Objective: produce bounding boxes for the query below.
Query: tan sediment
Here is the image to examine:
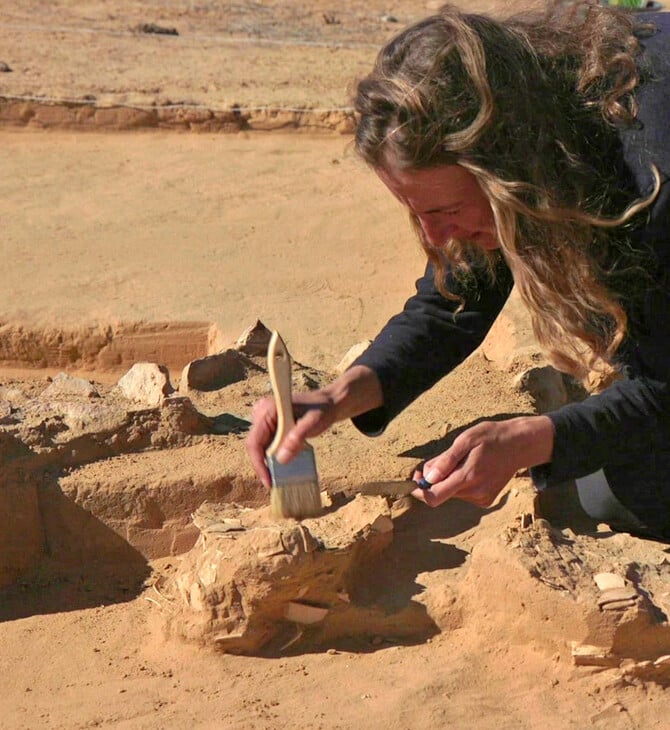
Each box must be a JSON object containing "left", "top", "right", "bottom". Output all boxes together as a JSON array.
[
  {"left": 0, "top": 98, "right": 356, "bottom": 134},
  {"left": 0, "top": 320, "right": 214, "bottom": 374}
]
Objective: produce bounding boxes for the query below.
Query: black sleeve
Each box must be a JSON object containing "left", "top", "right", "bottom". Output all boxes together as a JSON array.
[
  {"left": 531, "top": 376, "right": 670, "bottom": 488},
  {"left": 530, "top": 23, "right": 670, "bottom": 492},
  {"left": 350, "top": 255, "right": 513, "bottom": 434},
  {"left": 533, "top": 182, "right": 670, "bottom": 488}
]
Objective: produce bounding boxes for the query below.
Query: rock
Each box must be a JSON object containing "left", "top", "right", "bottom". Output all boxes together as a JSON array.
[
  {"left": 571, "top": 642, "right": 621, "bottom": 667},
  {"left": 117, "top": 363, "right": 174, "bottom": 407},
  {"left": 0, "top": 400, "right": 13, "bottom": 423},
  {"left": 594, "top": 572, "right": 626, "bottom": 591},
  {"left": 41, "top": 372, "right": 100, "bottom": 400},
  {"left": 620, "top": 654, "right": 670, "bottom": 681},
  {"left": 512, "top": 364, "right": 568, "bottom": 413},
  {"left": 134, "top": 23, "right": 178, "bottom": 36},
  {"left": 159, "top": 495, "right": 419, "bottom": 654},
  {"left": 179, "top": 349, "right": 251, "bottom": 392},
  {"left": 0, "top": 62, "right": 12, "bottom": 73},
  {"left": 462, "top": 518, "right": 670, "bottom": 666},
  {"left": 234, "top": 320, "right": 273, "bottom": 356},
  {"left": 284, "top": 602, "right": 329, "bottom": 624},
  {"left": 597, "top": 586, "right": 640, "bottom": 611},
  {"left": 335, "top": 341, "right": 372, "bottom": 375}
]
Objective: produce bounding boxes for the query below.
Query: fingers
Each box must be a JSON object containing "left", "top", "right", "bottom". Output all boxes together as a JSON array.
[
  {"left": 246, "top": 394, "right": 336, "bottom": 487},
  {"left": 410, "top": 438, "right": 470, "bottom": 505},
  {"left": 421, "top": 435, "right": 471, "bottom": 486},
  {"left": 412, "top": 470, "right": 501, "bottom": 509},
  {"left": 411, "top": 467, "right": 469, "bottom": 507},
  {"left": 410, "top": 431, "right": 504, "bottom": 508},
  {"left": 246, "top": 398, "right": 276, "bottom": 489}
]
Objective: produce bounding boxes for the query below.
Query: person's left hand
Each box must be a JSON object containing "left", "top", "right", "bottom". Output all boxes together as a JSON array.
[{"left": 411, "top": 415, "right": 554, "bottom": 508}]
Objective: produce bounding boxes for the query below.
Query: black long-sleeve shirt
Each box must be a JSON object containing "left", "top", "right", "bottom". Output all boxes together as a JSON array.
[{"left": 351, "top": 13, "right": 670, "bottom": 534}]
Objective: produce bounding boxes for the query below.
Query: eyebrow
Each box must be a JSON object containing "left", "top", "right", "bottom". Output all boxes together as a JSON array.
[{"left": 418, "top": 202, "right": 464, "bottom": 215}]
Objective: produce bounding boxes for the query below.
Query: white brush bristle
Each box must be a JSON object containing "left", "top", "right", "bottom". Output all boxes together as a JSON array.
[
  {"left": 267, "top": 445, "right": 322, "bottom": 520},
  {"left": 270, "top": 482, "right": 322, "bottom": 520}
]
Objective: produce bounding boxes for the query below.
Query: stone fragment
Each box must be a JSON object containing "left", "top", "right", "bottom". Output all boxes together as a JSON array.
[
  {"left": 570, "top": 642, "right": 621, "bottom": 667},
  {"left": 234, "top": 320, "right": 273, "bottom": 356},
  {"left": 370, "top": 515, "right": 394, "bottom": 533},
  {"left": 135, "top": 22, "right": 178, "bottom": 35},
  {"left": 179, "top": 350, "right": 249, "bottom": 392},
  {"left": 0, "top": 400, "right": 13, "bottom": 423},
  {"left": 284, "top": 602, "right": 329, "bottom": 624},
  {"left": 117, "top": 362, "right": 174, "bottom": 407},
  {"left": 159, "top": 496, "right": 406, "bottom": 654},
  {"left": 597, "top": 587, "right": 639, "bottom": 611},
  {"left": 512, "top": 365, "right": 568, "bottom": 413},
  {"left": 335, "top": 341, "right": 372, "bottom": 375},
  {"left": 41, "top": 372, "right": 100, "bottom": 400},
  {"left": 594, "top": 572, "right": 626, "bottom": 591}
]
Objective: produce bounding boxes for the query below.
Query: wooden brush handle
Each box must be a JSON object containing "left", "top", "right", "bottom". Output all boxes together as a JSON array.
[{"left": 266, "top": 331, "right": 295, "bottom": 458}]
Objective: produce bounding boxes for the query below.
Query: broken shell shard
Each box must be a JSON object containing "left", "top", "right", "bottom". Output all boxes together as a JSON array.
[{"left": 284, "top": 601, "right": 329, "bottom": 624}]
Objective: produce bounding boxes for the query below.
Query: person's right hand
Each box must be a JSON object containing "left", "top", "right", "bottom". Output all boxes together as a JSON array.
[
  {"left": 246, "top": 389, "right": 340, "bottom": 489},
  {"left": 245, "top": 364, "right": 384, "bottom": 489}
]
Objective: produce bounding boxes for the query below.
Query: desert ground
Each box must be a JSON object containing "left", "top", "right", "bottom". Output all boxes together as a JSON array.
[{"left": 1, "top": 1, "right": 669, "bottom": 729}]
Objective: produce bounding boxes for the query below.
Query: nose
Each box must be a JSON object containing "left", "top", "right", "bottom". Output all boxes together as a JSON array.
[{"left": 417, "top": 217, "right": 458, "bottom": 247}]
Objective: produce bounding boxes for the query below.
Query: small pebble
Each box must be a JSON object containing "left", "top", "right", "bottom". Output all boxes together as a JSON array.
[{"left": 0, "top": 61, "right": 12, "bottom": 72}]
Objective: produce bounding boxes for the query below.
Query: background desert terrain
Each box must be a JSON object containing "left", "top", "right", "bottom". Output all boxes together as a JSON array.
[{"left": 1, "top": 1, "right": 669, "bottom": 729}]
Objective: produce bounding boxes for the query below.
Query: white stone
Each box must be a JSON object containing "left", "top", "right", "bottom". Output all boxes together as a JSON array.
[
  {"left": 284, "top": 601, "right": 329, "bottom": 624},
  {"left": 117, "top": 362, "right": 174, "bottom": 407},
  {"left": 594, "top": 572, "right": 626, "bottom": 591},
  {"left": 42, "top": 372, "right": 100, "bottom": 399}
]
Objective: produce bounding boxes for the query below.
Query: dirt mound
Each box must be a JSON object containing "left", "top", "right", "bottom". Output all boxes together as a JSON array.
[{"left": 2, "top": 317, "right": 668, "bottom": 689}]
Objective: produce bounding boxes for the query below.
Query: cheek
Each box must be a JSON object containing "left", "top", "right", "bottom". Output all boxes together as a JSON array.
[
  {"left": 418, "top": 217, "right": 457, "bottom": 245},
  {"left": 466, "top": 203, "right": 494, "bottom": 231}
]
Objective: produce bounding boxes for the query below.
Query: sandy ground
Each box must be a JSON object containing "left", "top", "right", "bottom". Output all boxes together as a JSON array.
[
  {"left": 1, "top": 2, "right": 670, "bottom": 729},
  {"left": 0, "top": 129, "right": 424, "bottom": 372}
]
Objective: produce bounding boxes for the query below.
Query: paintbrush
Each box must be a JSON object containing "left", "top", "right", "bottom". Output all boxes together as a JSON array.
[{"left": 266, "top": 330, "right": 322, "bottom": 520}]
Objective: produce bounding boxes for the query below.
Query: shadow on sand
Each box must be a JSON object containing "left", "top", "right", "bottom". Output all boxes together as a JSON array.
[{"left": 0, "top": 479, "right": 150, "bottom": 622}]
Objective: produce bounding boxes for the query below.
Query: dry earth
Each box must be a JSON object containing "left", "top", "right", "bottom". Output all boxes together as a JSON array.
[{"left": 1, "top": 2, "right": 669, "bottom": 729}]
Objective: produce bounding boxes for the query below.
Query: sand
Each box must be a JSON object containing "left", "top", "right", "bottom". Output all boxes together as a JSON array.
[{"left": 1, "top": 2, "right": 669, "bottom": 729}]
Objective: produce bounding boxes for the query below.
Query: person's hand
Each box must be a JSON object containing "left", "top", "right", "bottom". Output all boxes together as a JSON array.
[
  {"left": 246, "top": 364, "right": 384, "bottom": 489},
  {"left": 411, "top": 415, "right": 554, "bottom": 508},
  {"left": 246, "top": 389, "right": 340, "bottom": 489}
]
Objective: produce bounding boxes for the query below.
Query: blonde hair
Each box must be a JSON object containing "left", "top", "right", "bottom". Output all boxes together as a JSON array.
[{"left": 354, "top": 1, "right": 659, "bottom": 378}]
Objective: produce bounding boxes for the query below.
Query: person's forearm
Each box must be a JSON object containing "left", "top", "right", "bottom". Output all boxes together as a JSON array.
[
  {"left": 321, "top": 365, "right": 383, "bottom": 422},
  {"left": 512, "top": 415, "right": 554, "bottom": 468}
]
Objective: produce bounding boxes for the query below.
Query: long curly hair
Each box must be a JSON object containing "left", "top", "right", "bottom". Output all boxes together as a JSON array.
[{"left": 353, "top": 1, "right": 659, "bottom": 379}]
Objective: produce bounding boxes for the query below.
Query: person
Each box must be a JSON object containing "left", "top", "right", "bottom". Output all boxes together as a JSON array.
[{"left": 246, "top": 1, "right": 670, "bottom": 540}]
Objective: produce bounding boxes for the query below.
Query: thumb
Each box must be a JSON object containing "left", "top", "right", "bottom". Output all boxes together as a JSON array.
[
  {"left": 423, "top": 439, "right": 470, "bottom": 484},
  {"left": 275, "top": 409, "right": 325, "bottom": 463}
]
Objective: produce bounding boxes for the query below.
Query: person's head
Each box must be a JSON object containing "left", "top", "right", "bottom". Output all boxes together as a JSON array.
[{"left": 354, "top": 1, "right": 656, "bottom": 379}]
